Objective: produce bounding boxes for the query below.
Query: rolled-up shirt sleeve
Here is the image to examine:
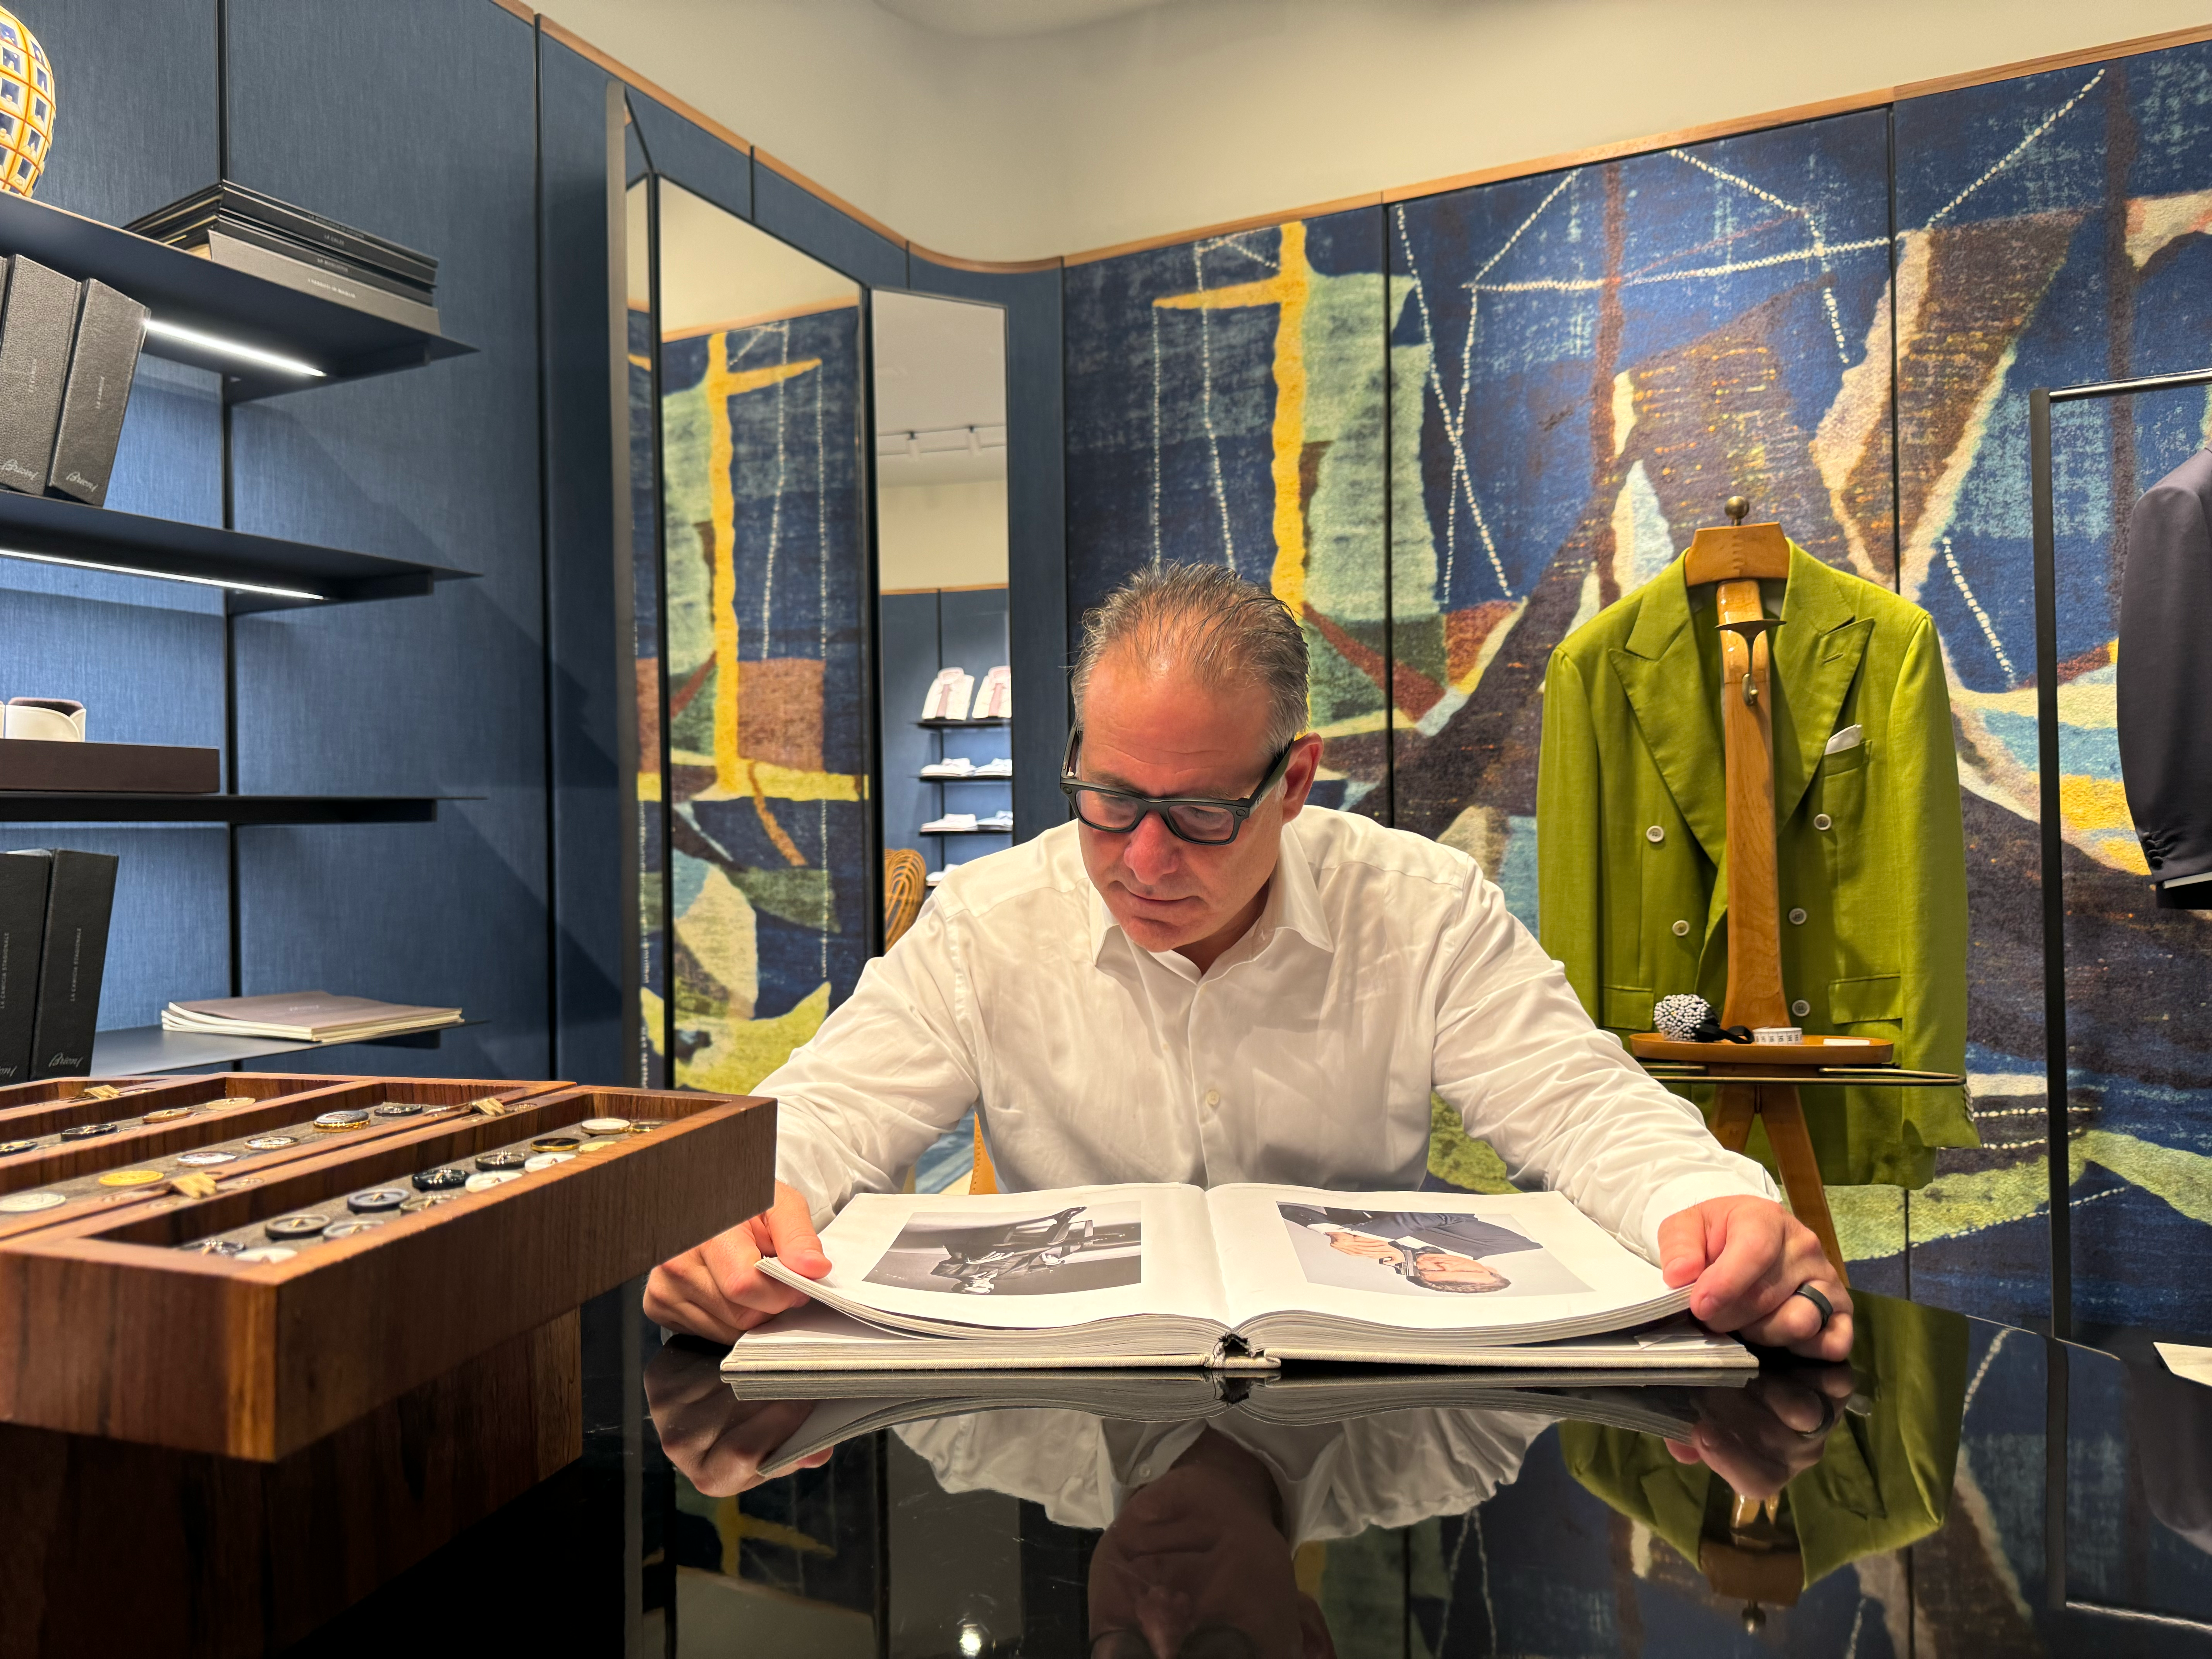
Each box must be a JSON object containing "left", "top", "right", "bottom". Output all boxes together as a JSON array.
[
  {"left": 1429, "top": 868, "right": 1778, "bottom": 1260},
  {"left": 758, "top": 898, "right": 982, "bottom": 1226}
]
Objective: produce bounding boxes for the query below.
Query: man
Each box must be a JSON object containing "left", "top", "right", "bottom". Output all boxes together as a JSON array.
[
  {"left": 647, "top": 563, "right": 1851, "bottom": 1360},
  {"left": 1280, "top": 1203, "right": 1540, "bottom": 1293}
]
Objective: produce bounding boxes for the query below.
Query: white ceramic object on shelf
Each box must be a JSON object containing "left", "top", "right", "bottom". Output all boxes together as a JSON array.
[{"left": 2, "top": 696, "right": 84, "bottom": 740}]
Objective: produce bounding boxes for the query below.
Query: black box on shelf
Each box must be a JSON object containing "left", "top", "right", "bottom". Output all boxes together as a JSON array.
[
  {"left": 0, "top": 851, "right": 51, "bottom": 1085},
  {"left": 24, "top": 848, "right": 117, "bottom": 1079},
  {"left": 47, "top": 278, "right": 148, "bottom": 508},
  {"left": 0, "top": 255, "right": 81, "bottom": 495}
]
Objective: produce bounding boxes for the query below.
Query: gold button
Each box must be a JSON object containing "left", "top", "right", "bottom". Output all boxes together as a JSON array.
[
  {"left": 1788, "top": 907, "right": 1808, "bottom": 925},
  {"left": 1814, "top": 813, "right": 1833, "bottom": 831},
  {"left": 1671, "top": 920, "right": 1691, "bottom": 937},
  {"left": 1791, "top": 1000, "right": 1811, "bottom": 1018},
  {"left": 1645, "top": 825, "right": 1665, "bottom": 844}
]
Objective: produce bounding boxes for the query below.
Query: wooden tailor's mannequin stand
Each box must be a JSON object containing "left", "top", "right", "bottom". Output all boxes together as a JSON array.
[{"left": 1627, "top": 498, "right": 1895, "bottom": 1286}]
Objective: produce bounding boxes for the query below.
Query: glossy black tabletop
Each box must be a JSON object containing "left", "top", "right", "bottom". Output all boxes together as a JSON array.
[{"left": 8, "top": 1290, "right": 2210, "bottom": 1656}]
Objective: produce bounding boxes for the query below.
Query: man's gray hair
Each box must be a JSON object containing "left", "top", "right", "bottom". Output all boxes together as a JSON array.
[{"left": 1070, "top": 563, "right": 1310, "bottom": 752}]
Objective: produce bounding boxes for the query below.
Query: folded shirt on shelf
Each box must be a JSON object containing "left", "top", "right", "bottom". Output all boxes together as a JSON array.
[
  {"left": 920, "top": 759, "right": 975, "bottom": 779},
  {"left": 974, "top": 757, "right": 1013, "bottom": 777},
  {"left": 977, "top": 811, "right": 1014, "bottom": 831},
  {"left": 921, "top": 812, "right": 979, "bottom": 833}
]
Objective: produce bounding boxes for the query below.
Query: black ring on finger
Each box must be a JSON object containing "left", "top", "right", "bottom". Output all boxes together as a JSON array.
[
  {"left": 1793, "top": 1390, "right": 1840, "bottom": 1440},
  {"left": 1793, "top": 1282, "right": 1835, "bottom": 1325}
]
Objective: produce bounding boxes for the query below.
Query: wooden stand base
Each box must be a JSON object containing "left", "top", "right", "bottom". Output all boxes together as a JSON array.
[{"left": 0, "top": 1309, "right": 581, "bottom": 1656}]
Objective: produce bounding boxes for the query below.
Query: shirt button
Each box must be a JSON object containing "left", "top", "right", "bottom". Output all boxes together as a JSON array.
[
  {"left": 1645, "top": 825, "right": 1665, "bottom": 844},
  {"left": 1788, "top": 907, "right": 1808, "bottom": 925},
  {"left": 1203, "top": 1089, "right": 1220, "bottom": 1108},
  {"left": 1814, "top": 813, "right": 1833, "bottom": 831},
  {"left": 1671, "top": 919, "right": 1690, "bottom": 937},
  {"left": 1791, "top": 999, "right": 1811, "bottom": 1018}
]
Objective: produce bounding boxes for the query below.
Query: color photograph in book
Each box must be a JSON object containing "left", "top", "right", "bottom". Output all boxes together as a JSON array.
[
  {"left": 863, "top": 1201, "right": 1144, "bottom": 1297},
  {"left": 1276, "top": 1204, "right": 1592, "bottom": 1300}
]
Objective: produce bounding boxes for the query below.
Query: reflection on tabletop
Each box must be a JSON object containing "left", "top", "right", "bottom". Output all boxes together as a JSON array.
[{"left": 647, "top": 1298, "right": 1971, "bottom": 1652}]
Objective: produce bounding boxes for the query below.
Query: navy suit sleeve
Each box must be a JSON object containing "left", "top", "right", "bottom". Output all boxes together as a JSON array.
[{"left": 2120, "top": 457, "right": 2212, "bottom": 888}]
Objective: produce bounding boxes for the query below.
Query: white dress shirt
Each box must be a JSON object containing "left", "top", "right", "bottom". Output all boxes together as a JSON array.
[{"left": 766, "top": 807, "right": 1776, "bottom": 1258}]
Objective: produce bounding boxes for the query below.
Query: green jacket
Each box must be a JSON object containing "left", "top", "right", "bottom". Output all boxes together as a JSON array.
[{"left": 1536, "top": 544, "right": 1974, "bottom": 1187}]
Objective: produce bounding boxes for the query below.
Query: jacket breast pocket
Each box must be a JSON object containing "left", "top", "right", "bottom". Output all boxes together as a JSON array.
[
  {"left": 1828, "top": 973, "right": 1900, "bottom": 1024},
  {"left": 1603, "top": 986, "right": 1654, "bottom": 1031},
  {"left": 1816, "top": 739, "right": 1896, "bottom": 989}
]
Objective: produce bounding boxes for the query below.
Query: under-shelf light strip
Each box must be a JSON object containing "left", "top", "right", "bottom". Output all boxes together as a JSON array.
[
  {"left": 143, "top": 318, "right": 326, "bottom": 380},
  {"left": 0, "top": 547, "right": 322, "bottom": 603}
]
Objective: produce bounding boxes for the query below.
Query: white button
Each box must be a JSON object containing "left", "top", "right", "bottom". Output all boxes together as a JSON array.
[
  {"left": 1791, "top": 999, "right": 1811, "bottom": 1018},
  {"left": 1203, "top": 1089, "right": 1220, "bottom": 1108},
  {"left": 1645, "top": 825, "right": 1665, "bottom": 844},
  {"left": 1814, "top": 813, "right": 1833, "bottom": 831},
  {"left": 1788, "top": 908, "right": 1808, "bottom": 925},
  {"left": 1671, "top": 919, "right": 1690, "bottom": 937}
]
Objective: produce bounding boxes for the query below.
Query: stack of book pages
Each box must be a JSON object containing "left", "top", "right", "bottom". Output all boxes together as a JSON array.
[
  {"left": 127, "top": 180, "right": 440, "bottom": 334},
  {"left": 731, "top": 1183, "right": 1754, "bottom": 1372},
  {"left": 160, "top": 992, "right": 462, "bottom": 1044}
]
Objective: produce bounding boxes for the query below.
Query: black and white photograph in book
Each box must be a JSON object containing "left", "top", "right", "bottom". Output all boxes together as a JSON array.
[
  {"left": 1276, "top": 1204, "right": 1593, "bottom": 1300},
  {"left": 862, "top": 1202, "right": 1145, "bottom": 1296}
]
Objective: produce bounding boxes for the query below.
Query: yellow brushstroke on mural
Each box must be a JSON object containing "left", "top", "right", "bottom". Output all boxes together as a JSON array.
[
  {"left": 704, "top": 351, "right": 823, "bottom": 795},
  {"left": 680, "top": 981, "right": 832, "bottom": 1095},
  {"left": 1152, "top": 223, "right": 1313, "bottom": 617},
  {"left": 668, "top": 753, "right": 862, "bottom": 802}
]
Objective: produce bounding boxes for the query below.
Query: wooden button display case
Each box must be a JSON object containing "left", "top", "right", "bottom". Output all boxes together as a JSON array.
[{"left": 0, "top": 1079, "right": 774, "bottom": 1458}]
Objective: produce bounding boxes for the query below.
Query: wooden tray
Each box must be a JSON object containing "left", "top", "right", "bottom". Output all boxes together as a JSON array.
[
  {"left": 1627, "top": 1032, "right": 1894, "bottom": 1066},
  {"left": 0, "top": 1082, "right": 774, "bottom": 1458}
]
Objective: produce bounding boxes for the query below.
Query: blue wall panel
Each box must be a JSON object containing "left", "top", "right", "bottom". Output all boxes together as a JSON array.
[
  {"left": 755, "top": 164, "right": 906, "bottom": 291},
  {"left": 224, "top": 0, "right": 548, "bottom": 1079},
  {"left": 627, "top": 92, "right": 751, "bottom": 223}
]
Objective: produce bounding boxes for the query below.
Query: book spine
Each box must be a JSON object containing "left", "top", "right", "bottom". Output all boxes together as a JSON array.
[
  {"left": 203, "top": 233, "right": 441, "bottom": 334},
  {"left": 46, "top": 281, "right": 148, "bottom": 508},
  {"left": 218, "top": 185, "right": 438, "bottom": 283},
  {"left": 0, "top": 852, "right": 50, "bottom": 1084},
  {"left": 0, "top": 257, "right": 81, "bottom": 495},
  {"left": 184, "top": 217, "right": 434, "bottom": 301},
  {"left": 28, "top": 848, "right": 118, "bottom": 1079}
]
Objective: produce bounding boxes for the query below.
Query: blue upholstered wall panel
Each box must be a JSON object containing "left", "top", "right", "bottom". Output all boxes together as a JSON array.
[
  {"left": 627, "top": 92, "right": 751, "bottom": 222},
  {"left": 540, "top": 35, "right": 627, "bottom": 1084},
  {"left": 223, "top": 0, "right": 548, "bottom": 1078},
  {"left": 756, "top": 165, "right": 906, "bottom": 291}
]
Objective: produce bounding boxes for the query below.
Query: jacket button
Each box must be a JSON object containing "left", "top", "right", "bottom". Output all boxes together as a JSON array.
[
  {"left": 1814, "top": 813, "right": 1833, "bottom": 831},
  {"left": 1788, "top": 907, "right": 1808, "bottom": 925},
  {"left": 1671, "top": 919, "right": 1691, "bottom": 937},
  {"left": 1791, "top": 999, "right": 1811, "bottom": 1018},
  {"left": 1645, "top": 825, "right": 1665, "bottom": 844}
]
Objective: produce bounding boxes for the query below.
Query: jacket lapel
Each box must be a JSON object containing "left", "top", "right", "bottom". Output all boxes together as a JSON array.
[
  {"left": 1609, "top": 558, "right": 1728, "bottom": 869},
  {"left": 1772, "top": 546, "right": 1873, "bottom": 824}
]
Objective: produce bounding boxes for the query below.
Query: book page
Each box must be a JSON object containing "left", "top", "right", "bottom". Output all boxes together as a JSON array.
[
  {"left": 1205, "top": 1186, "right": 1684, "bottom": 1336},
  {"left": 760, "top": 1183, "right": 1229, "bottom": 1333}
]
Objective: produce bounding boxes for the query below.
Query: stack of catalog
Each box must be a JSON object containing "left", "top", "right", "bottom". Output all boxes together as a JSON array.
[
  {"left": 160, "top": 991, "right": 462, "bottom": 1045},
  {"left": 127, "top": 180, "right": 440, "bottom": 334},
  {"left": 727, "top": 1183, "right": 1753, "bottom": 1373}
]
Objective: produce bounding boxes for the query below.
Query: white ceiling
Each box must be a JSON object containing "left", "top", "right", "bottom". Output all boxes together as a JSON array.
[
  {"left": 872, "top": 0, "right": 1184, "bottom": 37},
  {"left": 873, "top": 288, "right": 1007, "bottom": 486}
]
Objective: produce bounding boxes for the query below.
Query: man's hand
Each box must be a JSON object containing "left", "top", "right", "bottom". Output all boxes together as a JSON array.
[
  {"left": 1663, "top": 1365, "right": 1859, "bottom": 1498},
  {"left": 1657, "top": 1195, "right": 1852, "bottom": 1362},
  {"left": 644, "top": 1339, "right": 830, "bottom": 1496},
  {"left": 644, "top": 1179, "right": 831, "bottom": 1345}
]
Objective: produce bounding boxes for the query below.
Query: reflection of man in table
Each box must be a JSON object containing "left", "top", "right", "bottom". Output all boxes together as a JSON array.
[
  {"left": 1281, "top": 1204, "right": 1541, "bottom": 1294},
  {"left": 928, "top": 1206, "right": 1095, "bottom": 1294}
]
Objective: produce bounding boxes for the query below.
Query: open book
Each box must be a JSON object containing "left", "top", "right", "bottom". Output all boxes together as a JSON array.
[{"left": 733, "top": 1183, "right": 1752, "bottom": 1372}]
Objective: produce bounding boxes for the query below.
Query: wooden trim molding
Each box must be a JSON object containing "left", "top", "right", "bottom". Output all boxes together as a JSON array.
[
  {"left": 487, "top": 0, "right": 534, "bottom": 21},
  {"left": 503, "top": 6, "right": 2212, "bottom": 275}
]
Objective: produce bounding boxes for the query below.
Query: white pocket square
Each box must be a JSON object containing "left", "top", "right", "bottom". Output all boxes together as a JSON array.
[{"left": 1823, "top": 723, "right": 1864, "bottom": 756}]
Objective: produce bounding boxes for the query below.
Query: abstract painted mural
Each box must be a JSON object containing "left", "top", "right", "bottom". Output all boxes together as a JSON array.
[
  {"left": 1893, "top": 45, "right": 2212, "bottom": 1331},
  {"left": 1060, "top": 40, "right": 2212, "bottom": 1333},
  {"left": 646, "top": 301, "right": 871, "bottom": 1095},
  {"left": 630, "top": 304, "right": 668, "bottom": 1087},
  {"left": 1064, "top": 208, "right": 1393, "bottom": 813}
]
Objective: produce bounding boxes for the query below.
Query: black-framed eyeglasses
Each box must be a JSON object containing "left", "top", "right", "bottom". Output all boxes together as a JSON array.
[{"left": 1058, "top": 728, "right": 1297, "bottom": 846}]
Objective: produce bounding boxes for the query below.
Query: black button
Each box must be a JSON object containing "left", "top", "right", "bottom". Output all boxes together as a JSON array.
[
  {"left": 476, "top": 1148, "right": 532, "bottom": 1171},
  {"left": 414, "top": 1166, "right": 469, "bottom": 1192},
  {"left": 265, "top": 1214, "right": 331, "bottom": 1240},
  {"left": 374, "top": 1102, "right": 428, "bottom": 1118},
  {"left": 59, "top": 1122, "right": 118, "bottom": 1140},
  {"left": 347, "top": 1188, "right": 408, "bottom": 1213},
  {"left": 530, "top": 1135, "right": 582, "bottom": 1152}
]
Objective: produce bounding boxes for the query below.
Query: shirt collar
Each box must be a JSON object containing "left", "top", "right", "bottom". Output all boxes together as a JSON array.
[{"left": 1084, "top": 812, "right": 1338, "bottom": 966}]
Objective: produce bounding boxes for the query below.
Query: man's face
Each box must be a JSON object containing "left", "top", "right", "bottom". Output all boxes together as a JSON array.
[
  {"left": 1410, "top": 1251, "right": 1507, "bottom": 1292},
  {"left": 1075, "top": 652, "right": 1320, "bottom": 961}
]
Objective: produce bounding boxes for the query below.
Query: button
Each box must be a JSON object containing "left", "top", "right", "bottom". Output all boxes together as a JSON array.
[
  {"left": 347, "top": 1188, "right": 409, "bottom": 1213},
  {"left": 400, "top": 1192, "right": 460, "bottom": 1212},
  {"left": 325, "top": 1218, "right": 388, "bottom": 1239},
  {"left": 1203, "top": 1089, "right": 1221, "bottom": 1108},
  {"left": 581, "top": 1117, "right": 632, "bottom": 1135},
  {"left": 477, "top": 1148, "right": 532, "bottom": 1171},
  {"left": 142, "top": 1107, "right": 195, "bottom": 1123},
  {"left": 1645, "top": 825, "right": 1665, "bottom": 844},
  {"left": 374, "top": 1102, "right": 427, "bottom": 1118},
  {"left": 186, "top": 1238, "right": 246, "bottom": 1256},
  {"left": 207, "top": 1096, "right": 256, "bottom": 1109},
  {"left": 177, "top": 1150, "right": 238, "bottom": 1167},
  {"left": 625, "top": 1120, "right": 665, "bottom": 1134},
  {"left": 1814, "top": 813, "right": 1833, "bottom": 831},
  {"left": 1671, "top": 920, "right": 1691, "bottom": 937},
  {"left": 233, "top": 1246, "right": 297, "bottom": 1264},
  {"left": 414, "top": 1166, "right": 470, "bottom": 1192},
  {"left": 59, "top": 1123, "right": 118, "bottom": 1141},
  {"left": 530, "top": 1135, "right": 582, "bottom": 1152},
  {"left": 264, "top": 1214, "right": 332, "bottom": 1240},
  {"left": 1791, "top": 1000, "right": 1812, "bottom": 1018},
  {"left": 312, "top": 1109, "right": 371, "bottom": 1132},
  {"left": 243, "top": 1135, "right": 297, "bottom": 1151},
  {"left": 1788, "top": 908, "right": 1808, "bottom": 925},
  {"left": 0, "top": 1139, "right": 36, "bottom": 1156},
  {"left": 524, "top": 1152, "right": 576, "bottom": 1172},
  {"left": 0, "top": 1190, "right": 64, "bottom": 1212},
  {"left": 465, "top": 1170, "right": 521, "bottom": 1193},
  {"left": 98, "top": 1170, "right": 165, "bottom": 1188},
  {"left": 577, "top": 1138, "right": 620, "bottom": 1153}
]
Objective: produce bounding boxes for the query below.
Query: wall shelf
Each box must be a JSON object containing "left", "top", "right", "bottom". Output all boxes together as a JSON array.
[
  {"left": 90, "top": 1019, "right": 482, "bottom": 1075},
  {"left": 0, "top": 795, "right": 447, "bottom": 824},
  {"left": 917, "top": 716, "right": 1010, "bottom": 728},
  {"left": 0, "top": 490, "right": 475, "bottom": 613},
  {"left": 921, "top": 825, "right": 1013, "bottom": 836},
  {"left": 0, "top": 192, "right": 473, "bottom": 402}
]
